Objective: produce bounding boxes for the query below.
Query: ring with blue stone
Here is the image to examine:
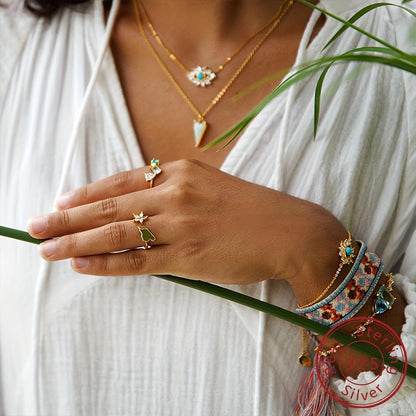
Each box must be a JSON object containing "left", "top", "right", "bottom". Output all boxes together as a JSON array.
[{"left": 144, "top": 158, "right": 162, "bottom": 188}]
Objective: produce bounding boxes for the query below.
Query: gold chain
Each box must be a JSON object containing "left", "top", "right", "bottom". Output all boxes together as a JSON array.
[
  {"left": 202, "top": 0, "right": 293, "bottom": 118},
  {"left": 138, "top": 0, "right": 293, "bottom": 75},
  {"left": 132, "top": 0, "right": 294, "bottom": 145},
  {"left": 297, "top": 232, "right": 355, "bottom": 309},
  {"left": 298, "top": 329, "right": 312, "bottom": 367}
]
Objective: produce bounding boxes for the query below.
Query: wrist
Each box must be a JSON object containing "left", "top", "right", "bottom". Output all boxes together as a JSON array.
[
  {"left": 289, "top": 230, "right": 360, "bottom": 308},
  {"left": 296, "top": 242, "right": 384, "bottom": 325}
]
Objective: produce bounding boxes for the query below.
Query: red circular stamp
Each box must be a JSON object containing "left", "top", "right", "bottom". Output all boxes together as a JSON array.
[{"left": 316, "top": 317, "right": 407, "bottom": 408}]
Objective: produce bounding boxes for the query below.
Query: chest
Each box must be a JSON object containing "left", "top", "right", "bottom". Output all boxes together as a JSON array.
[{"left": 108, "top": 17, "right": 311, "bottom": 168}]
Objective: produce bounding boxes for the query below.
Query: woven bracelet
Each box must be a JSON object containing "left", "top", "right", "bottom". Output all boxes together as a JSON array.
[{"left": 296, "top": 244, "right": 384, "bottom": 328}]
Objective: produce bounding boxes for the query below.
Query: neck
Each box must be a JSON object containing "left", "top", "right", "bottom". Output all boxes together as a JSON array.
[
  {"left": 116, "top": 0, "right": 316, "bottom": 64},
  {"left": 140, "top": 0, "right": 284, "bottom": 34}
]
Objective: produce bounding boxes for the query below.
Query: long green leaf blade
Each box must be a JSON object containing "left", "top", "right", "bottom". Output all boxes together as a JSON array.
[
  {"left": 314, "top": 64, "right": 332, "bottom": 136},
  {"left": 205, "top": 50, "right": 416, "bottom": 149},
  {"left": 323, "top": 2, "right": 416, "bottom": 53},
  {"left": 1, "top": 226, "right": 414, "bottom": 379},
  {"left": 0, "top": 226, "right": 47, "bottom": 244},
  {"left": 296, "top": 0, "right": 414, "bottom": 56},
  {"left": 155, "top": 274, "right": 416, "bottom": 379}
]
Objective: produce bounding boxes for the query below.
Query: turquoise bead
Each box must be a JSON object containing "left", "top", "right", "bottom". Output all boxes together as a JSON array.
[
  {"left": 345, "top": 246, "right": 353, "bottom": 256},
  {"left": 197, "top": 72, "right": 205, "bottom": 80}
]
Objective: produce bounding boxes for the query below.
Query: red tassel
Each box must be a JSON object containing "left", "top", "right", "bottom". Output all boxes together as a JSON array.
[{"left": 295, "top": 356, "right": 339, "bottom": 416}]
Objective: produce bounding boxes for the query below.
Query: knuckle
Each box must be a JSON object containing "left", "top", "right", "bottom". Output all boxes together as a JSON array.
[
  {"left": 172, "top": 214, "right": 194, "bottom": 231},
  {"left": 79, "top": 185, "right": 89, "bottom": 203},
  {"left": 60, "top": 233, "right": 79, "bottom": 254},
  {"left": 104, "top": 223, "right": 127, "bottom": 248},
  {"left": 113, "top": 170, "right": 133, "bottom": 188},
  {"left": 163, "top": 178, "right": 194, "bottom": 205},
  {"left": 126, "top": 251, "right": 146, "bottom": 273},
  {"left": 58, "top": 209, "right": 72, "bottom": 227},
  {"left": 98, "top": 256, "right": 111, "bottom": 275},
  {"left": 175, "top": 158, "right": 200, "bottom": 174},
  {"left": 178, "top": 239, "right": 203, "bottom": 259},
  {"left": 82, "top": 255, "right": 111, "bottom": 276},
  {"left": 96, "top": 197, "right": 119, "bottom": 221},
  {"left": 164, "top": 159, "right": 204, "bottom": 199},
  {"left": 170, "top": 182, "right": 189, "bottom": 202}
]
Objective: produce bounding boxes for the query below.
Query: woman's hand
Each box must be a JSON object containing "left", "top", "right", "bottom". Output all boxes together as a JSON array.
[{"left": 27, "top": 159, "right": 347, "bottom": 286}]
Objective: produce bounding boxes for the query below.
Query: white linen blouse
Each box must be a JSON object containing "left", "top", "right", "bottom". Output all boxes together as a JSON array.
[{"left": 0, "top": 0, "right": 416, "bottom": 415}]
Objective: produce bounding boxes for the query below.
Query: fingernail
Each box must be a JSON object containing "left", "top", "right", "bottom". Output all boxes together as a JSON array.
[
  {"left": 72, "top": 257, "right": 89, "bottom": 270},
  {"left": 56, "top": 191, "right": 75, "bottom": 209},
  {"left": 27, "top": 216, "right": 47, "bottom": 235},
  {"left": 39, "top": 240, "right": 57, "bottom": 258}
]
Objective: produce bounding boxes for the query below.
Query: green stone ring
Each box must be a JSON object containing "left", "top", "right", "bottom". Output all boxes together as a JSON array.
[{"left": 133, "top": 212, "right": 156, "bottom": 249}]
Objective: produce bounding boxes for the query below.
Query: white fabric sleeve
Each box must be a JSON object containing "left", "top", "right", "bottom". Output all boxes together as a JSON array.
[{"left": 0, "top": 6, "right": 35, "bottom": 102}]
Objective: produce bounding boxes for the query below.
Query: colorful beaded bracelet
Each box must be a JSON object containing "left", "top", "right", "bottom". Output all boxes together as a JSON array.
[
  {"left": 318, "top": 273, "right": 396, "bottom": 358},
  {"left": 296, "top": 244, "right": 384, "bottom": 327}
]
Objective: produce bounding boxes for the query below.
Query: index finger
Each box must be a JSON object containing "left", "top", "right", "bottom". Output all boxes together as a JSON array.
[{"left": 56, "top": 160, "right": 163, "bottom": 210}]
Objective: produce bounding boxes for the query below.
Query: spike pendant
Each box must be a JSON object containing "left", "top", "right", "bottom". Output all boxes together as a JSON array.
[{"left": 193, "top": 119, "right": 207, "bottom": 147}]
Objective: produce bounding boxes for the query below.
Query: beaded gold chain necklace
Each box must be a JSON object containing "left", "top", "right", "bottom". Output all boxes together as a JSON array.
[
  {"left": 138, "top": 0, "right": 293, "bottom": 87},
  {"left": 132, "top": 0, "right": 294, "bottom": 147}
]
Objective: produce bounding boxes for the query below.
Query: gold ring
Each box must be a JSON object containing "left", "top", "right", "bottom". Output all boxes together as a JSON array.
[
  {"left": 133, "top": 212, "right": 156, "bottom": 249},
  {"left": 144, "top": 158, "right": 162, "bottom": 188}
]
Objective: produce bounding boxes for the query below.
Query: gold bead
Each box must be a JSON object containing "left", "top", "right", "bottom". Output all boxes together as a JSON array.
[{"left": 299, "top": 353, "right": 313, "bottom": 367}]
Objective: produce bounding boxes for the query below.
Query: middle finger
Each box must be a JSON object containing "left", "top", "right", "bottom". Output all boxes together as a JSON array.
[
  {"left": 38, "top": 214, "right": 165, "bottom": 260},
  {"left": 28, "top": 189, "right": 159, "bottom": 239}
]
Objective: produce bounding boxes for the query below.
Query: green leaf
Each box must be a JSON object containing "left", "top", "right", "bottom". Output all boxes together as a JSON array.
[
  {"left": 205, "top": 50, "right": 416, "bottom": 149},
  {"left": 321, "top": 2, "right": 416, "bottom": 53},
  {"left": 203, "top": 60, "right": 330, "bottom": 150},
  {"left": 205, "top": 0, "right": 416, "bottom": 149},
  {"left": 314, "top": 64, "right": 332, "bottom": 137},
  {"left": 342, "top": 46, "right": 416, "bottom": 62},
  {"left": 155, "top": 274, "right": 416, "bottom": 380},
  {"left": 1, "top": 226, "right": 415, "bottom": 379},
  {"left": 0, "top": 225, "right": 47, "bottom": 244}
]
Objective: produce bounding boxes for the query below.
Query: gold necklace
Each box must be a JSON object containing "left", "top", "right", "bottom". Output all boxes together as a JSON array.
[
  {"left": 132, "top": 0, "right": 294, "bottom": 147},
  {"left": 138, "top": 0, "right": 292, "bottom": 87}
]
